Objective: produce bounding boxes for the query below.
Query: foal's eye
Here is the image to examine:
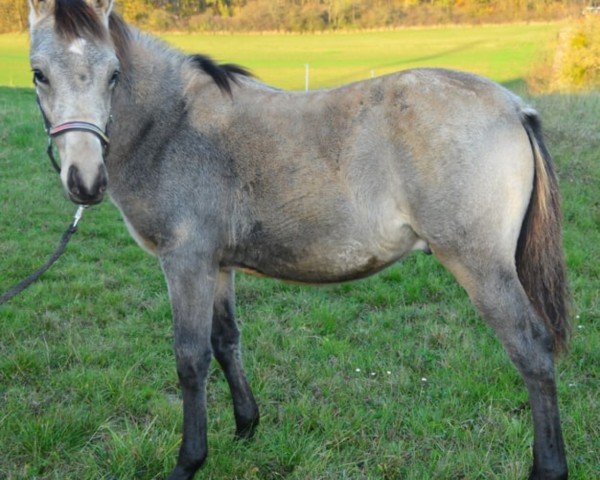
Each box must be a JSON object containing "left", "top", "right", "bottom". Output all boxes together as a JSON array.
[
  {"left": 33, "top": 69, "right": 49, "bottom": 85},
  {"left": 109, "top": 70, "right": 120, "bottom": 87}
]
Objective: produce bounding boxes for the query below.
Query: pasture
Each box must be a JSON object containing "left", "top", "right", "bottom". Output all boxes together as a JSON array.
[
  {"left": 0, "top": 23, "right": 560, "bottom": 89},
  {"left": 1, "top": 23, "right": 598, "bottom": 479}
]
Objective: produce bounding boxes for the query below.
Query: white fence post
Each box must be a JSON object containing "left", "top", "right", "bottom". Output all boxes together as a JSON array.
[{"left": 305, "top": 64, "right": 310, "bottom": 91}]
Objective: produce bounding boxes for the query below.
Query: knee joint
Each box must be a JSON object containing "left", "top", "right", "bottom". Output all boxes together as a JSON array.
[{"left": 176, "top": 349, "right": 212, "bottom": 388}]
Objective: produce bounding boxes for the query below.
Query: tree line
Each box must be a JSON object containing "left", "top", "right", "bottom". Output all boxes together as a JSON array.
[{"left": 0, "top": 1, "right": 589, "bottom": 33}]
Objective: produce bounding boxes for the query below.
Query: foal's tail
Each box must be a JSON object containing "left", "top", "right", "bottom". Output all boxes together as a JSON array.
[{"left": 516, "top": 110, "right": 570, "bottom": 354}]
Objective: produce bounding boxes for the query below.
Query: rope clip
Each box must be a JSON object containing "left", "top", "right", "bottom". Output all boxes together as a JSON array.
[{"left": 73, "top": 205, "right": 87, "bottom": 228}]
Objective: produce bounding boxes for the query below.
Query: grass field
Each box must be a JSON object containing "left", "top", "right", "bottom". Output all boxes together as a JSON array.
[{"left": 1, "top": 23, "right": 599, "bottom": 479}]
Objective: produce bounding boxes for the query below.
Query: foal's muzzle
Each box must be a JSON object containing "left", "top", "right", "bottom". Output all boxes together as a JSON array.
[
  {"left": 52, "top": 123, "right": 110, "bottom": 205},
  {"left": 67, "top": 164, "right": 108, "bottom": 205},
  {"left": 36, "top": 100, "right": 112, "bottom": 205}
]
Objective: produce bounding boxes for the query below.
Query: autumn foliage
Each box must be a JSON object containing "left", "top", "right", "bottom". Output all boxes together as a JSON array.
[{"left": 0, "top": 0, "right": 588, "bottom": 33}]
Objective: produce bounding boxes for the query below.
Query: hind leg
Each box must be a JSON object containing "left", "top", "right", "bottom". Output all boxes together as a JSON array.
[
  {"left": 211, "top": 269, "right": 260, "bottom": 439},
  {"left": 440, "top": 256, "right": 567, "bottom": 479}
]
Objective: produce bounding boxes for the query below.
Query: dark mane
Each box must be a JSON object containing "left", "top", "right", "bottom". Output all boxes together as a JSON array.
[
  {"left": 189, "top": 54, "right": 253, "bottom": 96},
  {"left": 108, "top": 12, "right": 131, "bottom": 72}
]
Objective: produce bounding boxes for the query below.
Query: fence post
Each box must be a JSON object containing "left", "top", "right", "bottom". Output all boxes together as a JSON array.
[{"left": 305, "top": 64, "right": 310, "bottom": 91}]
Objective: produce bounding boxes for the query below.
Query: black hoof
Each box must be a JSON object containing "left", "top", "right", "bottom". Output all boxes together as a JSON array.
[
  {"left": 167, "top": 465, "right": 196, "bottom": 480},
  {"left": 235, "top": 414, "right": 260, "bottom": 440},
  {"left": 167, "top": 452, "right": 207, "bottom": 480},
  {"left": 528, "top": 464, "right": 568, "bottom": 480}
]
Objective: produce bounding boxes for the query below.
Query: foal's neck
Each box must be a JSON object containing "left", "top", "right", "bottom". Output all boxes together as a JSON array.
[{"left": 108, "top": 31, "right": 188, "bottom": 171}]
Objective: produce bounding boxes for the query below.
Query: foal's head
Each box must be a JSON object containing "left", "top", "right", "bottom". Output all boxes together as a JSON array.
[{"left": 29, "top": 0, "right": 122, "bottom": 205}]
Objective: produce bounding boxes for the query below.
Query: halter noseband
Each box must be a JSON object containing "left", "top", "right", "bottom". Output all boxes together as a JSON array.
[{"left": 36, "top": 96, "right": 111, "bottom": 174}]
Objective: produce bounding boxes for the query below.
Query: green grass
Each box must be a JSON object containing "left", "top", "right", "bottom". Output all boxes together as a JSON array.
[
  {"left": 0, "top": 24, "right": 598, "bottom": 479},
  {"left": 1, "top": 22, "right": 561, "bottom": 89}
]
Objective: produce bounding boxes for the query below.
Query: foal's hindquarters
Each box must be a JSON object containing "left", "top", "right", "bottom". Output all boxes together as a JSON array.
[{"left": 395, "top": 86, "right": 567, "bottom": 478}]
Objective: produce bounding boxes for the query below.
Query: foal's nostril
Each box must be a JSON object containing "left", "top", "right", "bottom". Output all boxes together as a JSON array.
[
  {"left": 97, "top": 169, "right": 108, "bottom": 194},
  {"left": 67, "top": 165, "right": 81, "bottom": 196}
]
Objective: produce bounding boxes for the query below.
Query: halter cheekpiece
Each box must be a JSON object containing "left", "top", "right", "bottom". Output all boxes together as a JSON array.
[{"left": 36, "top": 96, "right": 111, "bottom": 174}]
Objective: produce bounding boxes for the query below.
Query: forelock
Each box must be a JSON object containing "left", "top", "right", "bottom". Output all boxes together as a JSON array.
[{"left": 54, "top": 0, "right": 107, "bottom": 42}]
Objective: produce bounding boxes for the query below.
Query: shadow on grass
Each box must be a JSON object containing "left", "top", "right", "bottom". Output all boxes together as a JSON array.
[{"left": 0, "top": 85, "right": 36, "bottom": 98}]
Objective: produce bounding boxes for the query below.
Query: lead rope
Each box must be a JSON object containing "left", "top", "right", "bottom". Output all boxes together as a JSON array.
[{"left": 0, "top": 205, "right": 86, "bottom": 305}]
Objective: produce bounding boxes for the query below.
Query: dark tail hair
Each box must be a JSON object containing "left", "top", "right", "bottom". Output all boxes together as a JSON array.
[{"left": 516, "top": 111, "right": 570, "bottom": 354}]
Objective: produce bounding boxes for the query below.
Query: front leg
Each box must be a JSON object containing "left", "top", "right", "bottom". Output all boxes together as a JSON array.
[{"left": 161, "top": 251, "right": 217, "bottom": 480}]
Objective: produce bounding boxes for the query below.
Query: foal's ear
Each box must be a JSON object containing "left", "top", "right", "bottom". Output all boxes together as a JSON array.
[
  {"left": 86, "top": 0, "right": 114, "bottom": 18},
  {"left": 28, "top": 0, "right": 55, "bottom": 27}
]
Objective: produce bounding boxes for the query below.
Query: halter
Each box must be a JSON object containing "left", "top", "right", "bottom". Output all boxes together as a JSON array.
[{"left": 36, "top": 96, "right": 111, "bottom": 174}]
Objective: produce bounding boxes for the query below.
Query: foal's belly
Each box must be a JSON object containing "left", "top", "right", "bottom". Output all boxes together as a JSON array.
[{"left": 231, "top": 217, "right": 427, "bottom": 284}]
